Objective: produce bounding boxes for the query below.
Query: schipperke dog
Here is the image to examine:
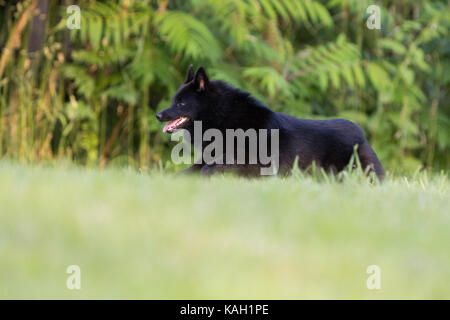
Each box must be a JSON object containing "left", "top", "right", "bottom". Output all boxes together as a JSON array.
[{"left": 156, "top": 65, "right": 384, "bottom": 179}]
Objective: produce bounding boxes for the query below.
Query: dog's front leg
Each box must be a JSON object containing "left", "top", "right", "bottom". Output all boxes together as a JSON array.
[
  {"left": 200, "top": 163, "right": 225, "bottom": 176},
  {"left": 178, "top": 163, "right": 204, "bottom": 175},
  {"left": 200, "top": 162, "right": 240, "bottom": 176}
]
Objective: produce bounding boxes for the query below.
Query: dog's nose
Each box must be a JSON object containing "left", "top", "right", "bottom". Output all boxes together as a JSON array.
[{"left": 156, "top": 113, "right": 163, "bottom": 121}]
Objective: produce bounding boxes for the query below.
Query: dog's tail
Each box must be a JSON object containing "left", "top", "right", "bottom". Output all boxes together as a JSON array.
[{"left": 358, "top": 142, "right": 385, "bottom": 181}]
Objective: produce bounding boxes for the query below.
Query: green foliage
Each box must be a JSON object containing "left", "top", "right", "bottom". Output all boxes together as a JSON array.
[
  {"left": 0, "top": 0, "right": 448, "bottom": 172},
  {"left": 156, "top": 11, "right": 222, "bottom": 62}
]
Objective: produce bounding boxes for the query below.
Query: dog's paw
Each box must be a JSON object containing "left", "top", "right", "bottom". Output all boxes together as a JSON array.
[{"left": 200, "top": 164, "right": 225, "bottom": 176}]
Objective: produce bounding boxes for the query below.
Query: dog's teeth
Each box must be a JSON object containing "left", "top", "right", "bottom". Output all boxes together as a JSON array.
[{"left": 163, "top": 116, "right": 189, "bottom": 133}]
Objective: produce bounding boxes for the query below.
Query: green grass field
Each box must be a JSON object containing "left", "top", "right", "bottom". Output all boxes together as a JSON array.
[{"left": 0, "top": 163, "right": 448, "bottom": 299}]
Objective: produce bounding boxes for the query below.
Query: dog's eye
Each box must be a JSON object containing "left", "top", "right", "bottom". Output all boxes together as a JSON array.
[{"left": 177, "top": 102, "right": 185, "bottom": 107}]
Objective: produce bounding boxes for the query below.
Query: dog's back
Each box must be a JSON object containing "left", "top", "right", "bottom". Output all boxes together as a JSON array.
[{"left": 274, "top": 114, "right": 384, "bottom": 179}]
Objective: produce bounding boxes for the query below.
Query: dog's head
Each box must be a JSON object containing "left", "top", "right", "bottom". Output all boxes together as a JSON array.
[{"left": 156, "top": 65, "right": 211, "bottom": 133}]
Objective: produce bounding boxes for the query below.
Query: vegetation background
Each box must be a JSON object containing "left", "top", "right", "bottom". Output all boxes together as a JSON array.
[{"left": 0, "top": 0, "right": 448, "bottom": 173}]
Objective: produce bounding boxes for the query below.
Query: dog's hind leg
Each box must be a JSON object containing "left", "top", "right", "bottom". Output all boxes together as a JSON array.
[{"left": 357, "top": 142, "right": 385, "bottom": 181}]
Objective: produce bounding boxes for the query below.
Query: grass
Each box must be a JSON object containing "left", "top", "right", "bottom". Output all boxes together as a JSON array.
[{"left": 0, "top": 162, "right": 448, "bottom": 299}]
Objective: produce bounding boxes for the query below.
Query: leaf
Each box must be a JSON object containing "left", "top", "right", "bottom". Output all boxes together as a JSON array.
[
  {"left": 103, "top": 84, "right": 139, "bottom": 105},
  {"left": 366, "top": 62, "right": 391, "bottom": 90},
  {"left": 243, "top": 67, "right": 292, "bottom": 99},
  {"left": 60, "top": 65, "right": 95, "bottom": 98},
  {"left": 155, "top": 11, "right": 222, "bottom": 62},
  {"left": 352, "top": 65, "right": 366, "bottom": 87}
]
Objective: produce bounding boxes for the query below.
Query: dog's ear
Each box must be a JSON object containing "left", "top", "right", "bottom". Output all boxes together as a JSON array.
[
  {"left": 185, "top": 64, "right": 194, "bottom": 83},
  {"left": 194, "top": 66, "right": 209, "bottom": 92}
]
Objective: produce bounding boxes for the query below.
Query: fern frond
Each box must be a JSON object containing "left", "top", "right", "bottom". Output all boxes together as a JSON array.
[
  {"left": 244, "top": 66, "right": 293, "bottom": 99},
  {"left": 155, "top": 11, "right": 222, "bottom": 62},
  {"left": 288, "top": 37, "right": 364, "bottom": 90},
  {"left": 258, "top": 0, "right": 333, "bottom": 27},
  {"left": 60, "top": 65, "right": 95, "bottom": 98}
]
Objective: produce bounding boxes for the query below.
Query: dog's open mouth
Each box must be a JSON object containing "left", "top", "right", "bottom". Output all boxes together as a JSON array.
[{"left": 163, "top": 116, "right": 190, "bottom": 133}]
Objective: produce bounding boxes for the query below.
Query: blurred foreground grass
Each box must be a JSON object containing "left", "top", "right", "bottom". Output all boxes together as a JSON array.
[{"left": 0, "top": 163, "right": 448, "bottom": 299}]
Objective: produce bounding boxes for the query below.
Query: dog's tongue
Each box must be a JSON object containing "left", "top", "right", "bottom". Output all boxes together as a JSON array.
[
  {"left": 163, "top": 117, "right": 182, "bottom": 133},
  {"left": 163, "top": 122, "right": 174, "bottom": 133}
]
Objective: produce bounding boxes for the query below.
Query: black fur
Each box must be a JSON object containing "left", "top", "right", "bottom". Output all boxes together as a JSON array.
[{"left": 157, "top": 66, "right": 384, "bottom": 179}]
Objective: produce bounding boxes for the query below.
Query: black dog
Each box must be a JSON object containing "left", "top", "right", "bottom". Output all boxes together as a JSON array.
[{"left": 156, "top": 65, "right": 384, "bottom": 179}]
